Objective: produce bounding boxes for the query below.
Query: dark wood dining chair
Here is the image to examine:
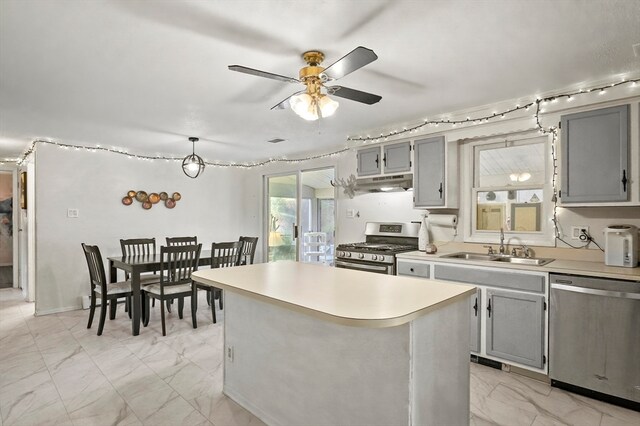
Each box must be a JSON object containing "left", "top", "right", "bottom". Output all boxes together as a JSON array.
[
  {"left": 196, "top": 241, "right": 243, "bottom": 324},
  {"left": 239, "top": 236, "right": 259, "bottom": 265},
  {"left": 120, "top": 238, "right": 160, "bottom": 310},
  {"left": 82, "top": 243, "right": 133, "bottom": 336},
  {"left": 166, "top": 236, "right": 198, "bottom": 246},
  {"left": 142, "top": 244, "right": 202, "bottom": 336}
]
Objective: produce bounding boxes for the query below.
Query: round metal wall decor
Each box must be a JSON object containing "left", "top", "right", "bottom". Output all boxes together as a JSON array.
[{"left": 122, "top": 190, "right": 181, "bottom": 210}]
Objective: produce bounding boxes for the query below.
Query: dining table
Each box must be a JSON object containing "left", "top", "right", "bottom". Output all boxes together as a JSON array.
[{"left": 108, "top": 249, "right": 213, "bottom": 336}]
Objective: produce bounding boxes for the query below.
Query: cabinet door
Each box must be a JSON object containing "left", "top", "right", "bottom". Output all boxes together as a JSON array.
[
  {"left": 414, "top": 136, "right": 445, "bottom": 207},
  {"left": 383, "top": 142, "right": 411, "bottom": 174},
  {"left": 486, "top": 290, "right": 545, "bottom": 369},
  {"left": 560, "top": 104, "right": 629, "bottom": 203},
  {"left": 356, "top": 147, "right": 381, "bottom": 176},
  {"left": 470, "top": 288, "right": 481, "bottom": 353}
]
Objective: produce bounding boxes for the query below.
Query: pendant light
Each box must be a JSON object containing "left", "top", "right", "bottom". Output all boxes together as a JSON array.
[{"left": 182, "top": 137, "right": 205, "bottom": 179}]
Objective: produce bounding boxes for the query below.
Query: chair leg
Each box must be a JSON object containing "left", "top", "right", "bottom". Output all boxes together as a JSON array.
[
  {"left": 206, "top": 289, "right": 211, "bottom": 306},
  {"left": 87, "top": 292, "right": 96, "bottom": 329},
  {"left": 143, "top": 294, "right": 151, "bottom": 327},
  {"left": 97, "top": 298, "right": 107, "bottom": 336},
  {"left": 166, "top": 299, "right": 172, "bottom": 313},
  {"left": 127, "top": 296, "right": 132, "bottom": 319},
  {"left": 178, "top": 297, "right": 184, "bottom": 319},
  {"left": 152, "top": 298, "right": 155, "bottom": 307},
  {"left": 210, "top": 294, "right": 217, "bottom": 324},
  {"left": 109, "top": 298, "right": 117, "bottom": 320},
  {"left": 218, "top": 289, "right": 223, "bottom": 310},
  {"left": 160, "top": 298, "right": 167, "bottom": 336},
  {"left": 191, "top": 287, "right": 198, "bottom": 329}
]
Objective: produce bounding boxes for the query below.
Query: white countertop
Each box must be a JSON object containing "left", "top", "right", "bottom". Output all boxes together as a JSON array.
[
  {"left": 191, "top": 261, "right": 476, "bottom": 328},
  {"left": 397, "top": 251, "right": 640, "bottom": 282}
]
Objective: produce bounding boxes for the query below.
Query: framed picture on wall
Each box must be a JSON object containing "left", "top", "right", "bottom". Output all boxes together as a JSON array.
[{"left": 20, "top": 171, "right": 27, "bottom": 209}]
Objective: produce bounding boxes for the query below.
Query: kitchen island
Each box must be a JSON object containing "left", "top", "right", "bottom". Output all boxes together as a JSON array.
[{"left": 191, "top": 261, "right": 476, "bottom": 426}]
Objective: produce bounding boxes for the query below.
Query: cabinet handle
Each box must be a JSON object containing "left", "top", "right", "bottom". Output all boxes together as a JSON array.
[
  {"left": 375, "top": 155, "right": 379, "bottom": 167},
  {"left": 487, "top": 299, "right": 492, "bottom": 317},
  {"left": 473, "top": 298, "right": 478, "bottom": 317},
  {"left": 438, "top": 182, "right": 443, "bottom": 199},
  {"left": 293, "top": 224, "right": 298, "bottom": 239},
  {"left": 383, "top": 155, "right": 387, "bottom": 166},
  {"left": 622, "top": 169, "right": 627, "bottom": 192}
]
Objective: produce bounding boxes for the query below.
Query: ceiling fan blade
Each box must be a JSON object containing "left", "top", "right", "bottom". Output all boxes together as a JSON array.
[
  {"left": 322, "top": 46, "right": 378, "bottom": 80},
  {"left": 327, "top": 86, "right": 382, "bottom": 105},
  {"left": 270, "top": 90, "right": 306, "bottom": 110},
  {"left": 228, "top": 65, "right": 300, "bottom": 84}
]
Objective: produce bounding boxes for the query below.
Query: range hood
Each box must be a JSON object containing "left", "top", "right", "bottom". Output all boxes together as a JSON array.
[{"left": 355, "top": 174, "right": 413, "bottom": 193}]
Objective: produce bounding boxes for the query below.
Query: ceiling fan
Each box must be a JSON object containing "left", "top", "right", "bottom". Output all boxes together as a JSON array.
[{"left": 228, "top": 46, "right": 382, "bottom": 121}]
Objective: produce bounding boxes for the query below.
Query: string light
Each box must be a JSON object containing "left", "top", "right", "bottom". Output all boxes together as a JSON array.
[
  {"left": 347, "top": 78, "right": 639, "bottom": 142},
  {"left": 15, "top": 77, "right": 639, "bottom": 168},
  {"left": 17, "top": 139, "right": 350, "bottom": 168}
]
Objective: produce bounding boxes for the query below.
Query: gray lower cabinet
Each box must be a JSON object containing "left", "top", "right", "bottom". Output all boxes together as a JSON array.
[
  {"left": 486, "top": 290, "right": 545, "bottom": 369},
  {"left": 470, "top": 288, "right": 481, "bottom": 353},
  {"left": 560, "top": 104, "right": 629, "bottom": 203},
  {"left": 356, "top": 146, "right": 381, "bottom": 176}
]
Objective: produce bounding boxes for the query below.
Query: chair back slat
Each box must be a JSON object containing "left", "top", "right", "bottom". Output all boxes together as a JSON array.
[
  {"left": 211, "top": 241, "right": 243, "bottom": 269},
  {"left": 166, "top": 236, "right": 198, "bottom": 246},
  {"left": 239, "top": 236, "right": 259, "bottom": 265},
  {"left": 120, "top": 238, "right": 156, "bottom": 257},
  {"left": 159, "top": 244, "right": 202, "bottom": 295},
  {"left": 82, "top": 243, "right": 107, "bottom": 294}
]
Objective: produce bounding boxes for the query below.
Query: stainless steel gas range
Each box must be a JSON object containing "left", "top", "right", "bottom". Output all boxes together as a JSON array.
[{"left": 335, "top": 222, "right": 419, "bottom": 274}]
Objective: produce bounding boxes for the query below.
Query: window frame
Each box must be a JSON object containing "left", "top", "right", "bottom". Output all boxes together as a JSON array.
[{"left": 462, "top": 133, "right": 555, "bottom": 247}]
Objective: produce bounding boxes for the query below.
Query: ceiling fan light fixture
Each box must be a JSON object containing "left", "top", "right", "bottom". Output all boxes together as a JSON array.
[
  {"left": 182, "top": 137, "right": 205, "bottom": 179},
  {"left": 318, "top": 94, "right": 339, "bottom": 118}
]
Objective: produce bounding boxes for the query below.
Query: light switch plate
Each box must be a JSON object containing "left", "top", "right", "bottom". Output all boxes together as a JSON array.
[
  {"left": 346, "top": 209, "right": 355, "bottom": 218},
  {"left": 67, "top": 208, "right": 79, "bottom": 218}
]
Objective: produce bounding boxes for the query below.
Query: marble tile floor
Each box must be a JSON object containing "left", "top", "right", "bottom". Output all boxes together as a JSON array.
[{"left": 0, "top": 288, "right": 638, "bottom": 426}]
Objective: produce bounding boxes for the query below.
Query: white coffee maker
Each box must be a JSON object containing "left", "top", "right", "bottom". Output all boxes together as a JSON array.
[{"left": 604, "top": 225, "right": 639, "bottom": 267}]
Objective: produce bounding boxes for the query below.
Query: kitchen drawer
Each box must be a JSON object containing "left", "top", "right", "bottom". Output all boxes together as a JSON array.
[
  {"left": 397, "top": 261, "right": 430, "bottom": 278},
  {"left": 434, "top": 264, "right": 544, "bottom": 293}
]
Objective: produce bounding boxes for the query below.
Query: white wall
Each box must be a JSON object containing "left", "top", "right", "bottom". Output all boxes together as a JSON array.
[{"left": 34, "top": 143, "right": 246, "bottom": 315}]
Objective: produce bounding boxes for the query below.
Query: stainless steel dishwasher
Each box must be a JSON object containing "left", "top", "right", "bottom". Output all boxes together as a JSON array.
[{"left": 549, "top": 273, "right": 640, "bottom": 410}]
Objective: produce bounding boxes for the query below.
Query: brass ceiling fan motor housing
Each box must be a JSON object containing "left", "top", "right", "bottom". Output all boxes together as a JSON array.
[{"left": 299, "top": 51, "right": 326, "bottom": 96}]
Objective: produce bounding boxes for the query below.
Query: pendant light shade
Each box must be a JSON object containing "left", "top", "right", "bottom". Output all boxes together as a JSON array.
[
  {"left": 289, "top": 93, "right": 339, "bottom": 121},
  {"left": 182, "top": 137, "right": 205, "bottom": 179}
]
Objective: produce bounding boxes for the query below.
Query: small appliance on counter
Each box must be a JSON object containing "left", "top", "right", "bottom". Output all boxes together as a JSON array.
[{"left": 604, "top": 225, "right": 638, "bottom": 267}]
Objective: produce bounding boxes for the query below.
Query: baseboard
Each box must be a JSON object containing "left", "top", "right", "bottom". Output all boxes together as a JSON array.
[
  {"left": 223, "top": 386, "right": 282, "bottom": 426},
  {"left": 35, "top": 304, "right": 81, "bottom": 316},
  {"left": 551, "top": 380, "right": 640, "bottom": 412}
]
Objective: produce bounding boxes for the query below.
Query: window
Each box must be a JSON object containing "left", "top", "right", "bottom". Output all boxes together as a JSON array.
[{"left": 465, "top": 135, "right": 554, "bottom": 246}]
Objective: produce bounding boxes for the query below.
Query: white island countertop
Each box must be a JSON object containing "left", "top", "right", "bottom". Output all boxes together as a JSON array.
[{"left": 191, "top": 261, "right": 475, "bottom": 328}]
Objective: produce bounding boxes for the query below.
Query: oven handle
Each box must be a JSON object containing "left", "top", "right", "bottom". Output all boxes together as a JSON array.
[{"left": 335, "top": 260, "right": 390, "bottom": 272}]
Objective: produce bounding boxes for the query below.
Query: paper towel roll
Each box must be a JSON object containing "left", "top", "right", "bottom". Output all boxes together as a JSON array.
[{"left": 428, "top": 214, "right": 457, "bottom": 227}]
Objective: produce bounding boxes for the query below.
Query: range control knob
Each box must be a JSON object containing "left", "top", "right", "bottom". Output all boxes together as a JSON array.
[
  {"left": 358, "top": 253, "right": 364, "bottom": 259},
  {"left": 372, "top": 255, "right": 378, "bottom": 261},
  {"left": 346, "top": 252, "right": 351, "bottom": 258},
  {"left": 337, "top": 251, "right": 343, "bottom": 257},
  {"left": 378, "top": 255, "right": 385, "bottom": 262}
]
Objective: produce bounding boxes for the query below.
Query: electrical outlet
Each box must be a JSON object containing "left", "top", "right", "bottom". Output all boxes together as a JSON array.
[
  {"left": 227, "top": 346, "right": 234, "bottom": 363},
  {"left": 571, "top": 226, "right": 589, "bottom": 240},
  {"left": 67, "top": 208, "right": 79, "bottom": 218},
  {"left": 346, "top": 209, "right": 355, "bottom": 218}
]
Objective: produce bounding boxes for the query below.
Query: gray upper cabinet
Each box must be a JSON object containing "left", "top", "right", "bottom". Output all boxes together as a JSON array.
[
  {"left": 356, "top": 146, "right": 381, "bottom": 177},
  {"left": 486, "top": 290, "right": 545, "bottom": 369},
  {"left": 414, "top": 136, "right": 445, "bottom": 207},
  {"left": 560, "top": 104, "right": 629, "bottom": 203},
  {"left": 383, "top": 142, "right": 411, "bottom": 174}
]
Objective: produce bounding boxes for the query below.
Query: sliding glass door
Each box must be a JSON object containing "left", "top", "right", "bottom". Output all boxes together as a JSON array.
[
  {"left": 266, "top": 174, "right": 298, "bottom": 262},
  {"left": 265, "top": 167, "right": 335, "bottom": 264}
]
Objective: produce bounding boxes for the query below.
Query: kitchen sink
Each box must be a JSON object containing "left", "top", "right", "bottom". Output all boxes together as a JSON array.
[
  {"left": 494, "top": 256, "right": 555, "bottom": 266},
  {"left": 440, "top": 252, "right": 554, "bottom": 266},
  {"left": 441, "top": 252, "right": 498, "bottom": 261}
]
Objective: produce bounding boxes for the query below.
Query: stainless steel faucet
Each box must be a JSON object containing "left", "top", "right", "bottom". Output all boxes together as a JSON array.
[{"left": 499, "top": 228, "right": 506, "bottom": 254}]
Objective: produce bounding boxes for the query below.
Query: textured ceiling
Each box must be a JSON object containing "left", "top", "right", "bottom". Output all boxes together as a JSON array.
[{"left": 1, "top": 0, "right": 639, "bottom": 161}]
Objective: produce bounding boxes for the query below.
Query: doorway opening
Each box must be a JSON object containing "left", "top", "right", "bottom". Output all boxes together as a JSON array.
[
  {"left": 265, "top": 167, "right": 336, "bottom": 264},
  {"left": 0, "top": 170, "right": 14, "bottom": 288}
]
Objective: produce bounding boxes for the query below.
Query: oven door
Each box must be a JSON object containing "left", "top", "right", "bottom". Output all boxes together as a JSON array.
[{"left": 335, "top": 260, "right": 394, "bottom": 274}]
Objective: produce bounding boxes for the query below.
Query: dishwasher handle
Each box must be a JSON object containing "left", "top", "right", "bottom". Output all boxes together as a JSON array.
[{"left": 551, "top": 283, "right": 640, "bottom": 300}]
